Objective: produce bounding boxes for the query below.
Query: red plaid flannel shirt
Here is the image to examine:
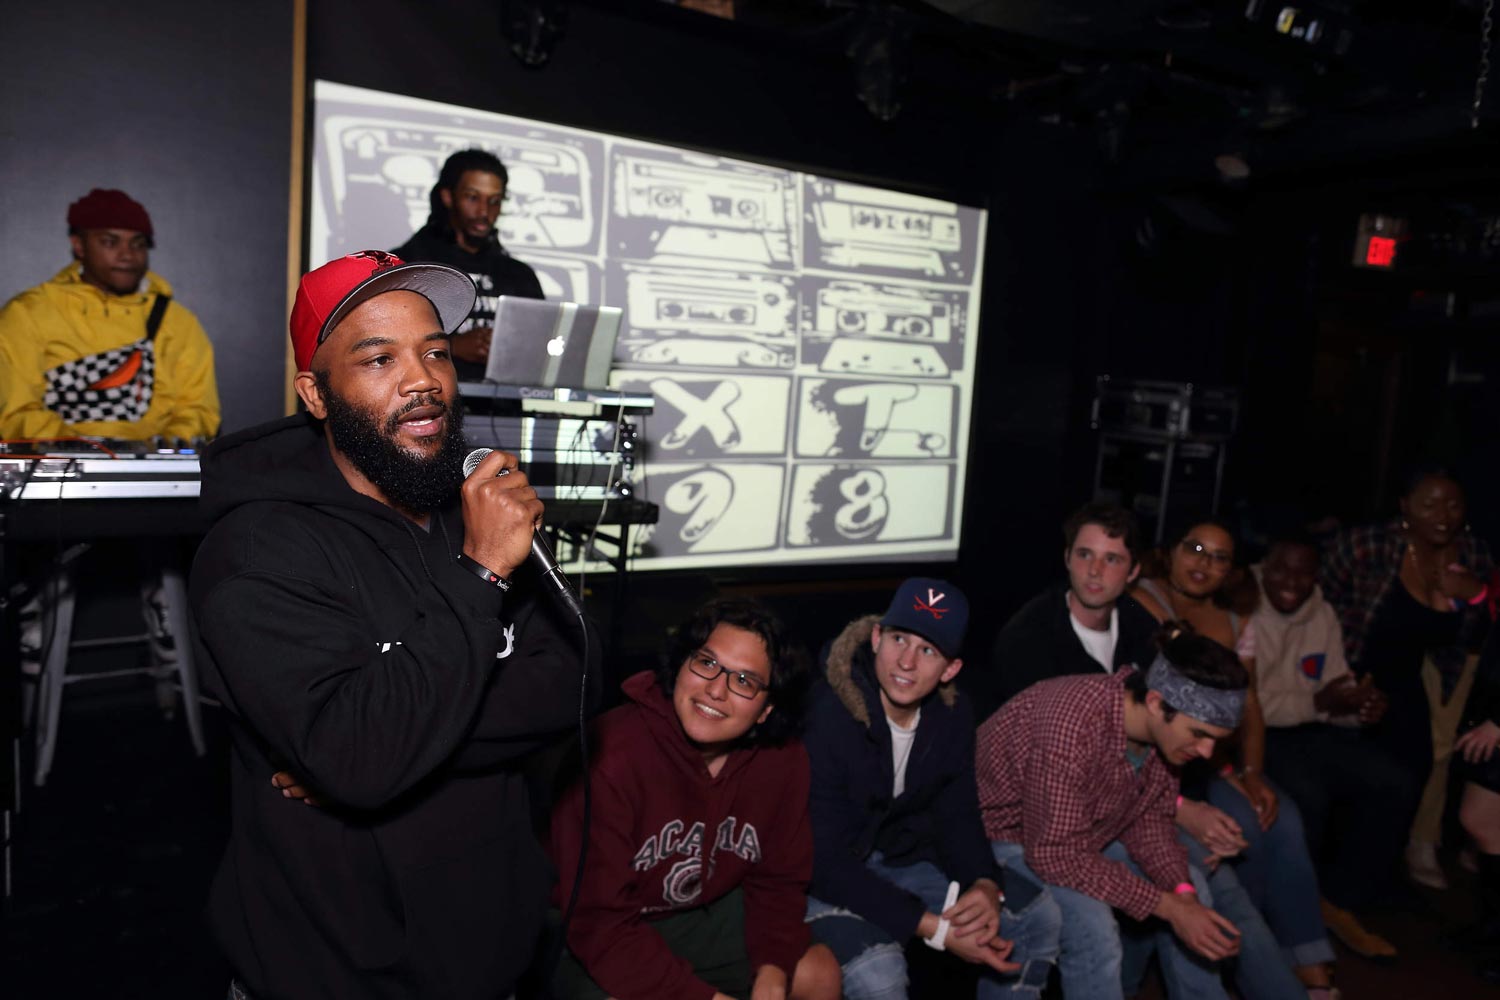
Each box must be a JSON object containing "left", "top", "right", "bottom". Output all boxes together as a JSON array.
[{"left": 976, "top": 670, "right": 1185, "bottom": 920}]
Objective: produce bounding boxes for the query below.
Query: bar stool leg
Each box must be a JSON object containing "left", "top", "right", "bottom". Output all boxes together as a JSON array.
[
  {"left": 158, "top": 568, "right": 205, "bottom": 756},
  {"left": 34, "top": 569, "right": 77, "bottom": 787}
]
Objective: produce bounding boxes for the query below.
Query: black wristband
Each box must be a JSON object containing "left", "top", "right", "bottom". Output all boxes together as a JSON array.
[{"left": 456, "top": 553, "right": 511, "bottom": 591}]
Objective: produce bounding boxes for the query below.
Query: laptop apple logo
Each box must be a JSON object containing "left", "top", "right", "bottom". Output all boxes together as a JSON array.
[{"left": 546, "top": 336, "right": 566, "bottom": 357}]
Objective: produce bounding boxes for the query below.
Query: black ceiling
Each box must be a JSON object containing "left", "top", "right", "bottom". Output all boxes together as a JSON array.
[{"left": 634, "top": 0, "right": 1498, "bottom": 190}]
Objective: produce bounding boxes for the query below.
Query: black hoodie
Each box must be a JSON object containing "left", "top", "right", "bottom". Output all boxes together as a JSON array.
[{"left": 191, "top": 414, "right": 592, "bottom": 999}]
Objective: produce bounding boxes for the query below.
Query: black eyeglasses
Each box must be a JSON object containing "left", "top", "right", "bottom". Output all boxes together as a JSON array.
[
  {"left": 686, "top": 651, "right": 769, "bottom": 699},
  {"left": 1179, "top": 539, "right": 1233, "bottom": 567}
]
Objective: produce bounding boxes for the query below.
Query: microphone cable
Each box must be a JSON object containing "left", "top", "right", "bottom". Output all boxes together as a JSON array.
[{"left": 552, "top": 603, "right": 592, "bottom": 979}]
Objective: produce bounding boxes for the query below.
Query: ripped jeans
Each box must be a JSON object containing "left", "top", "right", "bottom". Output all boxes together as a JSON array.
[{"left": 805, "top": 852, "right": 1061, "bottom": 1000}]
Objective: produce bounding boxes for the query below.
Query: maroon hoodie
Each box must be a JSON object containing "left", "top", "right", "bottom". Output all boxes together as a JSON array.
[{"left": 550, "top": 671, "right": 813, "bottom": 1000}]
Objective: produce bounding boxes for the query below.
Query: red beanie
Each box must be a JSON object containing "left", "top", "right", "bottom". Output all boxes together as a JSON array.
[{"left": 67, "top": 189, "right": 155, "bottom": 245}]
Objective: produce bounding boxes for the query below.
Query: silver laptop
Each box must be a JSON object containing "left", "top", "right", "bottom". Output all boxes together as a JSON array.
[{"left": 482, "top": 297, "right": 622, "bottom": 390}]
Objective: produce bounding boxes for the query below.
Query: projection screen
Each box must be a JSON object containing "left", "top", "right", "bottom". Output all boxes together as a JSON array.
[{"left": 310, "top": 81, "right": 986, "bottom": 572}]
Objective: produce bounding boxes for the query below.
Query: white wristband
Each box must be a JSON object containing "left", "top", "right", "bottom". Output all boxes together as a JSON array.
[
  {"left": 923, "top": 880, "right": 962, "bottom": 951},
  {"left": 924, "top": 917, "right": 952, "bottom": 951}
]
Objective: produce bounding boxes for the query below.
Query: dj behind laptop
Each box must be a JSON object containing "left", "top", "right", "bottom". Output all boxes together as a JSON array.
[{"left": 460, "top": 297, "right": 641, "bottom": 505}]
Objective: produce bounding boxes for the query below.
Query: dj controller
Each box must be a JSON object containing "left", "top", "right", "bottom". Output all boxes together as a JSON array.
[{"left": 0, "top": 438, "right": 204, "bottom": 501}]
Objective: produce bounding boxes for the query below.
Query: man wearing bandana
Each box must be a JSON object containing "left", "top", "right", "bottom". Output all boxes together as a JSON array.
[{"left": 976, "top": 629, "right": 1249, "bottom": 999}]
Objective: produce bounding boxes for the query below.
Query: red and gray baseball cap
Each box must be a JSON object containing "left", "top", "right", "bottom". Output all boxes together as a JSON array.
[{"left": 289, "top": 250, "right": 476, "bottom": 371}]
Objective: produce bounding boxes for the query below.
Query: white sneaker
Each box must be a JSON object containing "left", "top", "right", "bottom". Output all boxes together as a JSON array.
[
  {"left": 1407, "top": 840, "right": 1449, "bottom": 890},
  {"left": 141, "top": 588, "right": 178, "bottom": 663},
  {"left": 18, "top": 594, "right": 43, "bottom": 677}
]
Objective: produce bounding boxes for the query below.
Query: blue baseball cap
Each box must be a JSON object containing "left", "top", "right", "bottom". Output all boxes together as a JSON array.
[{"left": 879, "top": 577, "right": 968, "bottom": 658}]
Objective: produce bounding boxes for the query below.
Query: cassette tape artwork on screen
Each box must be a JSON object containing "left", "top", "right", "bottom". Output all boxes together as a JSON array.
[
  {"left": 310, "top": 83, "right": 606, "bottom": 261},
  {"left": 310, "top": 82, "right": 988, "bottom": 571},
  {"left": 796, "top": 379, "right": 956, "bottom": 459},
  {"left": 801, "top": 279, "right": 968, "bottom": 379},
  {"left": 629, "top": 464, "right": 787, "bottom": 558},
  {"left": 785, "top": 464, "right": 953, "bottom": 547},
  {"left": 612, "top": 373, "right": 791, "bottom": 460},
  {"left": 523, "top": 254, "right": 601, "bottom": 304},
  {"left": 611, "top": 145, "right": 799, "bottom": 269},
  {"left": 611, "top": 264, "right": 797, "bottom": 369},
  {"left": 803, "top": 177, "right": 981, "bottom": 283}
]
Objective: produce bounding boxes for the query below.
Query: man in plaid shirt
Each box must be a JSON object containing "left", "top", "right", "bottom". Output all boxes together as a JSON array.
[{"left": 977, "top": 631, "right": 1247, "bottom": 999}]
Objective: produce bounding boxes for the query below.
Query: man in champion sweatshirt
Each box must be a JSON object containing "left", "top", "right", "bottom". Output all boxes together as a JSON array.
[{"left": 549, "top": 598, "right": 840, "bottom": 1000}]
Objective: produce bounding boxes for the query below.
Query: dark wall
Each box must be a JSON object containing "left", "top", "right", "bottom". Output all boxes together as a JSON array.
[{"left": 0, "top": 2, "right": 295, "bottom": 434}]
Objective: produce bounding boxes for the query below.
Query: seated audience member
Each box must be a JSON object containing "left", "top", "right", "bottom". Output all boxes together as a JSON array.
[
  {"left": 985, "top": 507, "right": 1318, "bottom": 997},
  {"left": 1134, "top": 522, "right": 1338, "bottom": 989},
  {"left": 803, "top": 578, "right": 1049, "bottom": 999},
  {"left": 549, "top": 598, "right": 840, "bottom": 1000},
  {"left": 1133, "top": 521, "right": 1277, "bottom": 822},
  {"left": 971, "top": 502, "right": 1158, "bottom": 722},
  {"left": 393, "top": 148, "right": 544, "bottom": 381},
  {"left": 1321, "top": 466, "right": 1496, "bottom": 891},
  {"left": 1252, "top": 535, "right": 1412, "bottom": 961},
  {"left": 977, "top": 628, "right": 1246, "bottom": 1000},
  {"left": 1453, "top": 625, "right": 1500, "bottom": 983}
]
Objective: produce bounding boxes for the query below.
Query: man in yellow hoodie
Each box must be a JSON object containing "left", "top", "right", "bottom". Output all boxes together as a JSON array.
[
  {"left": 2, "top": 191, "right": 219, "bottom": 759},
  {"left": 0, "top": 188, "right": 219, "bottom": 441}
]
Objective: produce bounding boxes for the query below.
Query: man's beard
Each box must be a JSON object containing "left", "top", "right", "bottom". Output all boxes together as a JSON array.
[{"left": 315, "top": 371, "right": 468, "bottom": 514}]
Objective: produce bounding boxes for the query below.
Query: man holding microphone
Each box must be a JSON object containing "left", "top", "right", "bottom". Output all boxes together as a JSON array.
[{"left": 191, "top": 251, "right": 593, "bottom": 999}]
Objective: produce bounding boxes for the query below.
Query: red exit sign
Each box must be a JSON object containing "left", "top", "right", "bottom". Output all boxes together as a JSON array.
[
  {"left": 1365, "top": 235, "right": 1397, "bottom": 268},
  {"left": 1353, "top": 213, "right": 1405, "bottom": 270}
]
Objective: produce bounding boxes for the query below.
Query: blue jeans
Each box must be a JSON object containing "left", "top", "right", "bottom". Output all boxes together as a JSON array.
[
  {"left": 1163, "top": 832, "right": 1308, "bottom": 1000},
  {"left": 806, "top": 852, "right": 1060, "bottom": 1000},
  {"left": 1007, "top": 839, "right": 1230, "bottom": 1000},
  {"left": 981, "top": 843, "right": 1063, "bottom": 998},
  {"left": 1205, "top": 776, "right": 1336, "bottom": 970}
]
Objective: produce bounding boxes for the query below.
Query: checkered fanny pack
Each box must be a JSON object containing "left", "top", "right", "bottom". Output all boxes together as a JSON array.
[{"left": 43, "top": 294, "right": 170, "bottom": 425}]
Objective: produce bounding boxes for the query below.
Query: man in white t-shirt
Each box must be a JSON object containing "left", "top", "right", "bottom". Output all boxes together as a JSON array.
[{"left": 969, "top": 503, "right": 1159, "bottom": 723}]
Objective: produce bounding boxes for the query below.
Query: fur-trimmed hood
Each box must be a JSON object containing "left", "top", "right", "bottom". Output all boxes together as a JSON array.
[{"left": 824, "top": 614, "right": 958, "bottom": 727}]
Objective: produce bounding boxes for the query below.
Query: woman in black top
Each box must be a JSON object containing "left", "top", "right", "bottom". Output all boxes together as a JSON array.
[{"left": 1321, "top": 468, "right": 1495, "bottom": 890}]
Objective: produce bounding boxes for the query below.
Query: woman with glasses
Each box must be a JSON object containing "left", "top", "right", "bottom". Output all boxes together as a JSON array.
[
  {"left": 548, "top": 597, "right": 841, "bottom": 1000},
  {"left": 1133, "top": 522, "right": 1273, "bottom": 819},
  {"left": 1134, "top": 522, "right": 1341, "bottom": 998},
  {"left": 1321, "top": 466, "right": 1495, "bottom": 893}
]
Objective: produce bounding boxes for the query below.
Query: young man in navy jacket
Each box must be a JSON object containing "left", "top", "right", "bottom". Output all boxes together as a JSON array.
[{"left": 803, "top": 578, "right": 1059, "bottom": 999}]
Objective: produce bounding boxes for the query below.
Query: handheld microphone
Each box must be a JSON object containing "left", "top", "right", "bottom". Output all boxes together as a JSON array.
[{"left": 463, "top": 447, "right": 584, "bottom": 617}]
